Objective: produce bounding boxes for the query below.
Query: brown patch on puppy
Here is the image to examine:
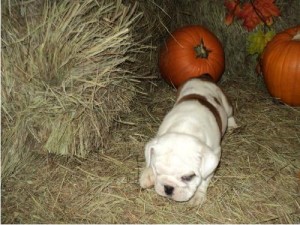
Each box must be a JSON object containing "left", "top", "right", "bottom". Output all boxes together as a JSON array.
[
  {"left": 177, "top": 94, "right": 222, "bottom": 135},
  {"left": 213, "top": 97, "right": 221, "bottom": 106}
]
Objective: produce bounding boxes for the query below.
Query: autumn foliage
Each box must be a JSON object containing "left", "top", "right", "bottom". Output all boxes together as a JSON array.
[{"left": 224, "top": 0, "right": 280, "bottom": 31}]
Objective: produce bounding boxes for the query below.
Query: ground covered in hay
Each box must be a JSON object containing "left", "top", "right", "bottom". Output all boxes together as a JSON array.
[{"left": 2, "top": 75, "right": 300, "bottom": 223}]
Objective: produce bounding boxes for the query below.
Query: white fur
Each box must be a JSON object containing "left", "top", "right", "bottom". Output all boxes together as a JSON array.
[{"left": 140, "top": 78, "right": 237, "bottom": 205}]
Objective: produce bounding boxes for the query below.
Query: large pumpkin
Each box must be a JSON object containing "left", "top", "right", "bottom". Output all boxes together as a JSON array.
[
  {"left": 261, "top": 25, "right": 300, "bottom": 106},
  {"left": 159, "top": 25, "right": 225, "bottom": 88}
]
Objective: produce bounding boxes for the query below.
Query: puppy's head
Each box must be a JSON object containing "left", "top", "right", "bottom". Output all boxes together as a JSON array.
[{"left": 145, "top": 133, "right": 220, "bottom": 202}]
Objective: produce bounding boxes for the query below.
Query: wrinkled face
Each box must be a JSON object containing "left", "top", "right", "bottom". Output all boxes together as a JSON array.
[
  {"left": 145, "top": 133, "right": 219, "bottom": 202},
  {"left": 153, "top": 153, "right": 202, "bottom": 201}
]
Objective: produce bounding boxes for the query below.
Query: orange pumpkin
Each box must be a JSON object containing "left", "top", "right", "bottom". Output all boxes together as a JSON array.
[
  {"left": 159, "top": 25, "right": 225, "bottom": 88},
  {"left": 261, "top": 25, "right": 300, "bottom": 106}
]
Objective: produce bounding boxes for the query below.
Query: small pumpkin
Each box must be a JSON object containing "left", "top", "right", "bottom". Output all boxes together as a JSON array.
[
  {"left": 159, "top": 25, "right": 225, "bottom": 88},
  {"left": 261, "top": 25, "right": 300, "bottom": 106}
]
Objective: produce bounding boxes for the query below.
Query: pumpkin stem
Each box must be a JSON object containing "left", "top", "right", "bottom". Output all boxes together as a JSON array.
[
  {"left": 292, "top": 31, "right": 300, "bottom": 41},
  {"left": 194, "top": 39, "right": 211, "bottom": 58}
]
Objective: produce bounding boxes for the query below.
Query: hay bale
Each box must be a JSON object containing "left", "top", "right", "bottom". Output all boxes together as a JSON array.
[
  {"left": 1, "top": 0, "right": 146, "bottom": 179},
  {"left": 1, "top": 0, "right": 179, "bottom": 179}
]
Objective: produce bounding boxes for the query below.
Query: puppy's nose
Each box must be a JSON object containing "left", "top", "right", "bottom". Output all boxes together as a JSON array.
[{"left": 164, "top": 185, "right": 174, "bottom": 196}]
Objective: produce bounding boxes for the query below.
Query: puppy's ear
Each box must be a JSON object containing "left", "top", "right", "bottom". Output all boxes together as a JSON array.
[
  {"left": 199, "top": 146, "right": 220, "bottom": 179},
  {"left": 145, "top": 138, "right": 158, "bottom": 167}
]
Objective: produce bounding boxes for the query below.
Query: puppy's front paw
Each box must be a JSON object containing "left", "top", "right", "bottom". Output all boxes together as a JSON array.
[
  {"left": 139, "top": 167, "right": 154, "bottom": 189},
  {"left": 188, "top": 190, "right": 207, "bottom": 206}
]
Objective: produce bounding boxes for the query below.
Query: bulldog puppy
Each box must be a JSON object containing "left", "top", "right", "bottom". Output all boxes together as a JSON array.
[{"left": 139, "top": 74, "right": 237, "bottom": 205}]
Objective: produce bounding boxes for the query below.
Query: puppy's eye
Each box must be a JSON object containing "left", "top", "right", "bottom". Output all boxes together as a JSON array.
[{"left": 181, "top": 173, "right": 196, "bottom": 182}]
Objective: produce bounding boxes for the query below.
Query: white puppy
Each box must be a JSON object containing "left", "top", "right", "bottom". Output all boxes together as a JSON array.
[{"left": 139, "top": 74, "right": 237, "bottom": 205}]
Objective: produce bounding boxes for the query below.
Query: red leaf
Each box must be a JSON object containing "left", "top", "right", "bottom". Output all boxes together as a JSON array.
[
  {"left": 224, "top": 0, "right": 280, "bottom": 31},
  {"left": 224, "top": 0, "right": 242, "bottom": 25},
  {"left": 254, "top": 0, "right": 280, "bottom": 19},
  {"left": 224, "top": 0, "right": 240, "bottom": 11},
  {"left": 243, "top": 17, "right": 261, "bottom": 31},
  {"left": 238, "top": 3, "right": 261, "bottom": 31},
  {"left": 234, "top": 0, "right": 280, "bottom": 30},
  {"left": 225, "top": 13, "right": 235, "bottom": 25}
]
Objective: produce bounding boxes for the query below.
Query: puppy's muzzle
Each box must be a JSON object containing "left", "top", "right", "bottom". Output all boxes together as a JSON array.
[{"left": 164, "top": 185, "right": 174, "bottom": 196}]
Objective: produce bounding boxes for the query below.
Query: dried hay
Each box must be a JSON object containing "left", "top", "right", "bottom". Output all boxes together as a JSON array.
[
  {"left": 1, "top": 0, "right": 174, "bottom": 179},
  {"left": 128, "top": 0, "right": 177, "bottom": 42},
  {"left": 2, "top": 0, "right": 300, "bottom": 223},
  {"left": 2, "top": 78, "right": 300, "bottom": 223}
]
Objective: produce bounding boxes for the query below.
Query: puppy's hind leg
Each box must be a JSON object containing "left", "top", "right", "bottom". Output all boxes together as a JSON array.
[
  {"left": 219, "top": 92, "right": 237, "bottom": 129},
  {"left": 228, "top": 116, "right": 237, "bottom": 129},
  {"left": 139, "top": 167, "right": 155, "bottom": 189}
]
